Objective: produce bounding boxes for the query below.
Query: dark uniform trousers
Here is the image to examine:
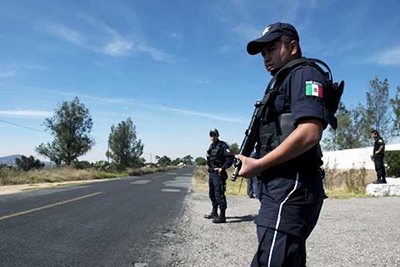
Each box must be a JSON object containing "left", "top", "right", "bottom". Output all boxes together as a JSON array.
[
  {"left": 374, "top": 156, "right": 386, "bottom": 181},
  {"left": 251, "top": 170, "right": 324, "bottom": 267},
  {"left": 208, "top": 170, "right": 227, "bottom": 210}
]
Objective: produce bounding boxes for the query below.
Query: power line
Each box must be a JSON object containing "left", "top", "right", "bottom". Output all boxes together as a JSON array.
[{"left": 0, "top": 119, "right": 49, "bottom": 134}]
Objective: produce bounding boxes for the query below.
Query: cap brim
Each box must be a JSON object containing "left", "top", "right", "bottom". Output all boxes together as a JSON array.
[{"left": 247, "top": 32, "right": 281, "bottom": 55}]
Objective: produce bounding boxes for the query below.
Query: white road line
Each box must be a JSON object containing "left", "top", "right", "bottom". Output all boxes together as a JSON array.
[
  {"left": 161, "top": 189, "right": 181, "bottom": 192},
  {"left": 130, "top": 180, "right": 151, "bottom": 185}
]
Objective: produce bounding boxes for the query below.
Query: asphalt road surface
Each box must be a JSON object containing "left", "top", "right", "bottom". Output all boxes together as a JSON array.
[{"left": 0, "top": 167, "right": 193, "bottom": 267}]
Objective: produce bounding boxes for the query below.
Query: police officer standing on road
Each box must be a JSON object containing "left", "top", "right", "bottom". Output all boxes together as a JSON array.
[
  {"left": 371, "top": 130, "right": 387, "bottom": 184},
  {"left": 235, "top": 22, "right": 343, "bottom": 266},
  {"left": 205, "top": 128, "right": 234, "bottom": 224}
]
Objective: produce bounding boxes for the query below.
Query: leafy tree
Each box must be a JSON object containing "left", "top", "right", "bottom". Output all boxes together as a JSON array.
[
  {"left": 106, "top": 117, "right": 144, "bottom": 170},
  {"left": 157, "top": 155, "right": 172, "bottom": 167},
  {"left": 182, "top": 155, "right": 193, "bottom": 165},
  {"left": 36, "top": 97, "right": 94, "bottom": 165},
  {"left": 229, "top": 143, "right": 239, "bottom": 154},
  {"left": 363, "top": 76, "right": 392, "bottom": 142},
  {"left": 195, "top": 157, "right": 207, "bottom": 166},
  {"left": 15, "top": 155, "right": 45, "bottom": 171},
  {"left": 323, "top": 102, "right": 367, "bottom": 150},
  {"left": 390, "top": 86, "right": 400, "bottom": 136},
  {"left": 171, "top": 158, "right": 182, "bottom": 166}
]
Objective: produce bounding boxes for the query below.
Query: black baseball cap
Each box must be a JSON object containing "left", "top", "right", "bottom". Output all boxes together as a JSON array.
[
  {"left": 209, "top": 128, "right": 219, "bottom": 136},
  {"left": 247, "top": 22, "right": 299, "bottom": 55}
]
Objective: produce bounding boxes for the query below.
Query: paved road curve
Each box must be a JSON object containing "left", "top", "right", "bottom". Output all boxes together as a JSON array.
[{"left": 0, "top": 167, "right": 193, "bottom": 267}]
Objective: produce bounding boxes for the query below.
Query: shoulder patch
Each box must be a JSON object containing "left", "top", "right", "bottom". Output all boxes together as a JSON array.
[
  {"left": 305, "top": 81, "right": 323, "bottom": 99},
  {"left": 378, "top": 139, "right": 383, "bottom": 143},
  {"left": 226, "top": 149, "right": 231, "bottom": 153}
]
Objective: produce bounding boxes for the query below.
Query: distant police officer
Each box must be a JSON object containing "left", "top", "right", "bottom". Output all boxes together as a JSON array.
[
  {"left": 371, "top": 130, "right": 387, "bottom": 184},
  {"left": 235, "top": 22, "right": 342, "bottom": 266},
  {"left": 205, "top": 128, "right": 234, "bottom": 223}
]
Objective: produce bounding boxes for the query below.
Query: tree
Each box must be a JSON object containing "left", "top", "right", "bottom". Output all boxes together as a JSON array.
[
  {"left": 171, "top": 158, "right": 182, "bottom": 166},
  {"left": 36, "top": 97, "right": 94, "bottom": 165},
  {"left": 363, "top": 77, "right": 392, "bottom": 142},
  {"left": 323, "top": 102, "right": 367, "bottom": 150},
  {"left": 229, "top": 143, "right": 239, "bottom": 154},
  {"left": 182, "top": 155, "right": 193, "bottom": 165},
  {"left": 390, "top": 86, "right": 400, "bottom": 136},
  {"left": 195, "top": 157, "right": 207, "bottom": 166},
  {"left": 157, "top": 155, "right": 172, "bottom": 167},
  {"left": 15, "top": 155, "right": 45, "bottom": 171},
  {"left": 106, "top": 117, "right": 144, "bottom": 170}
]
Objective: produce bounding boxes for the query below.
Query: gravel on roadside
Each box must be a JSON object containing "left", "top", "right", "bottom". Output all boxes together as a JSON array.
[{"left": 164, "top": 191, "right": 400, "bottom": 267}]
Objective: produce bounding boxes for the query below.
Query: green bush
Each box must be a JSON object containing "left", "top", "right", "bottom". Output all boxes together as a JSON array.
[
  {"left": 384, "top": 150, "right": 400, "bottom": 177},
  {"left": 195, "top": 157, "right": 207, "bottom": 166}
]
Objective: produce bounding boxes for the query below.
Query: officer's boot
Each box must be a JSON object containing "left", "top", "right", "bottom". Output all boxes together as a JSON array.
[
  {"left": 204, "top": 207, "right": 218, "bottom": 219},
  {"left": 381, "top": 177, "right": 387, "bottom": 184},
  {"left": 212, "top": 209, "right": 226, "bottom": 224}
]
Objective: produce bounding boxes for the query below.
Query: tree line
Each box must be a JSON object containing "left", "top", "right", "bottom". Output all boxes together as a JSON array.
[
  {"left": 323, "top": 76, "right": 400, "bottom": 150},
  {"left": 32, "top": 97, "right": 193, "bottom": 170}
]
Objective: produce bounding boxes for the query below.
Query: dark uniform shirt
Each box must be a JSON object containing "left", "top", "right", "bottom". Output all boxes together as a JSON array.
[
  {"left": 373, "top": 137, "right": 385, "bottom": 157},
  {"left": 258, "top": 64, "right": 336, "bottom": 176}
]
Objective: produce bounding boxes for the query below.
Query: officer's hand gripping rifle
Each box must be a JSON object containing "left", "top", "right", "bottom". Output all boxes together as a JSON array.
[{"left": 231, "top": 100, "right": 264, "bottom": 181}]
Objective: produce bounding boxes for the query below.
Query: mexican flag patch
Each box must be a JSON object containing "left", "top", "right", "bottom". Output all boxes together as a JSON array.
[{"left": 305, "top": 81, "right": 323, "bottom": 99}]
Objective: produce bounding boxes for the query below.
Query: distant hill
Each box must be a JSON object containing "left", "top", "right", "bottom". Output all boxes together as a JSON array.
[
  {"left": 0, "top": 154, "right": 22, "bottom": 165},
  {"left": 0, "top": 155, "right": 52, "bottom": 166}
]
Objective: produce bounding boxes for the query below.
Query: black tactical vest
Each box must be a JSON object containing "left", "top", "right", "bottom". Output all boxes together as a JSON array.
[
  {"left": 256, "top": 58, "right": 343, "bottom": 171},
  {"left": 207, "top": 141, "right": 225, "bottom": 168}
]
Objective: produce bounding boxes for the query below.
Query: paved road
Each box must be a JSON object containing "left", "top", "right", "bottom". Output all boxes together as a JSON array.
[{"left": 0, "top": 167, "right": 193, "bottom": 267}]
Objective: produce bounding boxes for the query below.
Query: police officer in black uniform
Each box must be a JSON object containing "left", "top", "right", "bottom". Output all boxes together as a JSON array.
[
  {"left": 235, "top": 22, "right": 341, "bottom": 266},
  {"left": 371, "top": 130, "right": 387, "bottom": 184},
  {"left": 205, "top": 128, "right": 234, "bottom": 224}
]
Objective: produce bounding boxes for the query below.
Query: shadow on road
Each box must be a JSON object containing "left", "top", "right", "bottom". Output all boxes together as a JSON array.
[{"left": 226, "top": 214, "right": 257, "bottom": 223}]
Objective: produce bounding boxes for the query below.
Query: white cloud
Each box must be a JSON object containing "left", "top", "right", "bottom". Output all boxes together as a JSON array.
[
  {"left": 198, "top": 80, "right": 211, "bottom": 85},
  {"left": 376, "top": 46, "right": 400, "bottom": 66},
  {"left": 0, "top": 71, "right": 16, "bottom": 78},
  {"left": 138, "top": 45, "right": 172, "bottom": 62},
  {"left": 159, "top": 106, "right": 246, "bottom": 124},
  {"left": 0, "top": 110, "right": 52, "bottom": 118},
  {"left": 38, "top": 22, "right": 85, "bottom": 46},
  {"left": 103, "top": 40, "right": 133, "bottom": 56}
]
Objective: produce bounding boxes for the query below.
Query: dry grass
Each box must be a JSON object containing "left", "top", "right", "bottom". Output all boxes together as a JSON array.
[
  {"left": 0, "top": 165, "right": 182, "bottom": 186},
  {"left": 192, "top": 166, "right": 248, "bottom": 197},
  {"left": 194, "top": 163, "right": 370, "bottom": 199}
]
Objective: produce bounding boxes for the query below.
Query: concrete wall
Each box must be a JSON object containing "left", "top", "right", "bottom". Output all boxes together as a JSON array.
[{"left": 322, "top": 144, "right": 400, "bottom": 170}]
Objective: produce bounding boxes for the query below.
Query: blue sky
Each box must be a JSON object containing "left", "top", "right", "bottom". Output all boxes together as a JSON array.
[{"left": 1, "top": 0, "right": 400, "bottom": 163}]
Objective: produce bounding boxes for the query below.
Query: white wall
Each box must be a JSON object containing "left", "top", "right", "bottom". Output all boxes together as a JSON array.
[{"left": 322, "top": 144, "right": 400, "bottom": 170}]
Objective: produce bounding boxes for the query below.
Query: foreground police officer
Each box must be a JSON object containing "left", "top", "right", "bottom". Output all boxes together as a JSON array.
[
  {"left": 235, "top": 22, "right": 341, "bottom": 266},
  {"left": 371, "top": 130, "right": 387, "bottom": 184},
  {"left": 205, "top": 128, "right": 234, "bottom": 223}
]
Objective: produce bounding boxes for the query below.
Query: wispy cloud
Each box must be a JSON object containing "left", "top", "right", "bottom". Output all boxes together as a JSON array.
[
  {"left": 233, "top": 24, "right": 260, "bottom": 40},
  {"left": 0, "top": 71, "right": 16, "bottom": 78},
  {"left": 159, "top": 106, "right": 246, "bottom": 123},
  {"left": 102, "top": 27, "right": 133, "bottom": 56},
  {"left": 36, "top": 16, "right": 172, "bottom": 62},
  {"left": 375, "top": 45, "right": 400, "bottom": 66},
  {"left": 0, "top": 110, "right": 52, "bottom": 118},
  {"left": 24, "top": 86, "right": 245, "bottom": 123},
  {"left": 37, "top": 21, "right": 85, "bottom": 46}
]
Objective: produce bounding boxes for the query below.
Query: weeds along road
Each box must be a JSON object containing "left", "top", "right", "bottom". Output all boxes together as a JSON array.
[{"left": 0, "top": 167, "right": 194, "bottom": 267}]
